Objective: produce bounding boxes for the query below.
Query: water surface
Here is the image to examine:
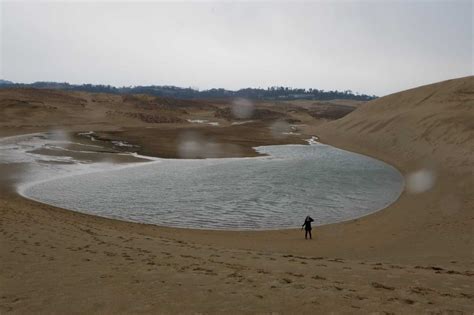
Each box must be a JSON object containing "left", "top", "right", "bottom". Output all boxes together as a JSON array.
[{"left": 18, "top": 139, "right": 404, "bottom": 230}]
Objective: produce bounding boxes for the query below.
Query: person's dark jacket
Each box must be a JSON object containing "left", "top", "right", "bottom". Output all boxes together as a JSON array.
[{"left": 302, "top": 217, "right": 314, "bottom": 231}]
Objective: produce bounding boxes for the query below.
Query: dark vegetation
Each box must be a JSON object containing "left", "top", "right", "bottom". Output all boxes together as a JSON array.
[{"left": 0, "top": 80, "right": 376, "bottom": 101}]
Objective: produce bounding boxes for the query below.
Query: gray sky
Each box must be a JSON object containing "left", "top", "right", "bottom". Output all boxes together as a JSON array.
[{"left": 1, "top": 1, "right": 472, "bottom": 96}]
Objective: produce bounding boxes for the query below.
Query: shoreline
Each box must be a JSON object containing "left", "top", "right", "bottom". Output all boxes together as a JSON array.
[
  {"left": 1, "top": 128, "right": 469, "bottom": 264},
  {"left": 6, "top": 131, "right": 404, "bottom": 232},
  {"left": 2, "top": 128, "right": 472, "bottom": 313}
]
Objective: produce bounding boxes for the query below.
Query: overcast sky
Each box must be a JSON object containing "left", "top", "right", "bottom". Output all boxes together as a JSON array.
[{"left": 1, "top": 1, "right": 472, "bottom": 96}]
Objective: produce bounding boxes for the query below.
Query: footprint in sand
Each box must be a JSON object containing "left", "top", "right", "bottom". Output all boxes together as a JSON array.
[
  {"left": 280, "top": 278, "right": 293, "bottom": 284},
  {"left": 387, "top": 297, "right": 415, "bottom": 305},
  {"left": 286, "top": 272, "right": 304, "bottom": 278},
  {"left": 371, "top": 282, "right": 395, "bottom": 291}
]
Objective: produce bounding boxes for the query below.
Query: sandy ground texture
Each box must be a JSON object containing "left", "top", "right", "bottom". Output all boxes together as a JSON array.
[{"left": 1, "top": 77, "right": 473, "bottom": 313}]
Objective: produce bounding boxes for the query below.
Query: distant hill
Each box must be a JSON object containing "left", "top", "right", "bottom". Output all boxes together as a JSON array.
[{"left": 0, "top": 80, "right": 376, "bottom": 101}]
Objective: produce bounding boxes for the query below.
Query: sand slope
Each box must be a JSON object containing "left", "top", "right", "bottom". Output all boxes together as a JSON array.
[
  {"left": 317, "top": 76, "right": 474, "bottom": 173},
  {"left": 311, "top": 77, "right": 474, "bottom": 261},
  {"left": 1, "top": 77, "right": 473, "bottom": 313}
]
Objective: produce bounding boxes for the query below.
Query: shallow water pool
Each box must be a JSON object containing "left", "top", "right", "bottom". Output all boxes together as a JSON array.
[{"left": 19, "top": 139, "right": 404, "bottom": 230}]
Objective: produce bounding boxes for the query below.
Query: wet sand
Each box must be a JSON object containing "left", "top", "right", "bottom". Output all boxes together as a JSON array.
[{"left": 1, "top": 77, "right": 473, "bottom": 313}]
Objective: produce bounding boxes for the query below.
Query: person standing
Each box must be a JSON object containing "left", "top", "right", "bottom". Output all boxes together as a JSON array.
[{"left": 301, "top": 216, "right": 314, "bottom": 240}]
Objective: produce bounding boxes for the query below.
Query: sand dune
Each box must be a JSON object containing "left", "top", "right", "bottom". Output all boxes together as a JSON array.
[
  {"left": 316, "top": 76, "right": 474, "bottom": 173},
  {"left": 1, "top": 77, "right": 473, "bottom": 313},
  {"left": 310, "top": 77, "right": 474, "bottom": 261}
]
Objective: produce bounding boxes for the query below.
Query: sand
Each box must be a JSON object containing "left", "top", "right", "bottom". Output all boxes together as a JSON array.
[{"left": 1, "top": 77, "right": 473, "bottom": 313}]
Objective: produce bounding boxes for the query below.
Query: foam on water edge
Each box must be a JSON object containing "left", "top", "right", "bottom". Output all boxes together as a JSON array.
[
  {"left": 1, "top": 132, "right": 325, "bottom": 198},
  {"left": 0, "top": 133, "right": 159, "bottom": 196}
]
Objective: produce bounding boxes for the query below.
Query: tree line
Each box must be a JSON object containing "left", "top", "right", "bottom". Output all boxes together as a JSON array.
[{"left": 0, "top": 80, "right": 376, "bottom": 101}]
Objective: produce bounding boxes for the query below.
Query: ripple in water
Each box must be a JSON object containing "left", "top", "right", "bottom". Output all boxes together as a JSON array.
[{"left": 22, "top": 143, "right": 404, "bottom": 230}]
